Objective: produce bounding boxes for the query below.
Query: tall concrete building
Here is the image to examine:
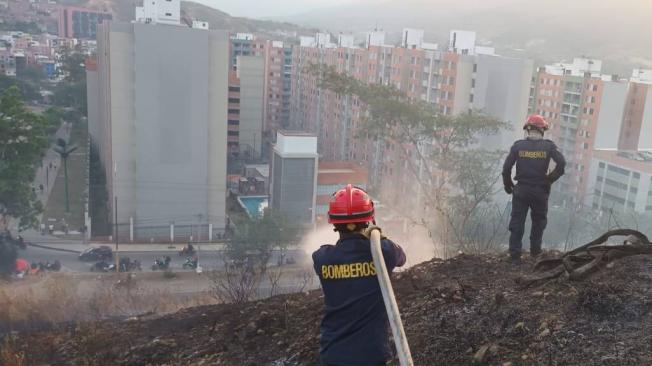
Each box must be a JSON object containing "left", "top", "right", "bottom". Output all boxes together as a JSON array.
[
  {"left": 473, "top": 53, "right": 533, "bottom": 149},
  {"left": 270, "top": 131, "right": 318, "bottom": 226},
  {"left": 87, "top": 2, "right": 229, "bottom": 241}
]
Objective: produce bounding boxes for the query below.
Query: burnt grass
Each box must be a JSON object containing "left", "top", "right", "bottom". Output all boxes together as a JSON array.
[{"left": 6, "top": 254, "right": 652, "bottom": 366}]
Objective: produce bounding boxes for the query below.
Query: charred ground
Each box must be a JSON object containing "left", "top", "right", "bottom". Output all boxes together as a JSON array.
[{"left": 5, "top": 253, "right": 652, "bottom": 365}]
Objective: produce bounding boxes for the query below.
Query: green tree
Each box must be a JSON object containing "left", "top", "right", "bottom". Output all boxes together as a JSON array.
[
  {"left": 311, "top": 64, "right": 509, "bottom": 256},
  {"left": 0, "top": 87, "right": 48, "bottom": 230},
  {"left": 210, "top": 209, "right": 298, "bottom": 303},
  {"left": 0, "top": 75, "right": 40, "bottom": 103},
  {"left": 227, "top": 208, "right": 298, "bottom": 264},
  {"left": 42, "top": 106, "right": 64, "bottom": 134},
  {"left": 51, "top": 81, "right": 87, "bottom": 117},
  {"left": 59, "top": 49, "right": 87, "bottom": 83}
]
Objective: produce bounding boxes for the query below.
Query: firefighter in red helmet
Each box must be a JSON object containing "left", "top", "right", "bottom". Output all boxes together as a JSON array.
[
  {"left": 502, "top": 114, "right": 566, "bottom": 262},
  {"left": 312, "top": 184, "right": 406, "bottom": 365}
]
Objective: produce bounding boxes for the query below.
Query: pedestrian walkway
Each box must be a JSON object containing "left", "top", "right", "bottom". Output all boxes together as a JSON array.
[
  {"left": 7, "top": 122, "right": 71, "bottom": 233},
  {"left": 34, "top": 122, "right": 71, "bottom": 209}
]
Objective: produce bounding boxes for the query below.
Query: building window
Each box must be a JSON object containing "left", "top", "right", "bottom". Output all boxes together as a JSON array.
[
  {"left": 228, "top": 120, "right": 239, "bottom": 125},
  {"left": 228, "top": 109, "right": 240, "bottom": 114},
  {"left": 593, "top": 84, "right": 598, "bottom": 91},
  {"left": 228, "top": 98, "right": 240, "bottom": 104},
  {"left": 165, "top": 12, "right": 172, "bottom": 16},
  {"left": 607, "top": 165, "right": 630, "bottom": 176},
  {"left": 227, "top": 131, "right": 239, "bottom": 136},
  {"left": 229, "top": 86, "right": 240, "bottom": 92}
]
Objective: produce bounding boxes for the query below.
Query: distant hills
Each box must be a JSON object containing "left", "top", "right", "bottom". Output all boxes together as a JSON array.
[
  {"left": 63, "top": 0, "right": 315, "bottom": 41},
  {"left": 273, "top": 0, "right": 652, "bottom": 75}
]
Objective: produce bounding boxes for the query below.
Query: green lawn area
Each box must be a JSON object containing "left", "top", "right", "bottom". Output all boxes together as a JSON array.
[{"left": 42, "top": 122, "right": 88, "bottom": 231}]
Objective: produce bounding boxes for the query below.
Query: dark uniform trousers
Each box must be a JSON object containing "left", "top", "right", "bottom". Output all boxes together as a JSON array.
[{"left": 508, "top": 183, "right": 549, "bottom": 257}]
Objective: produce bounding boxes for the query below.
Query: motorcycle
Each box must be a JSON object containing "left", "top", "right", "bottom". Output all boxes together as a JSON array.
[
  {"left": 36, "top": 260, "right": 61, "bottom": 272},
  {"left": 46, "top": 260, "right": 61, "bottom": 271},
  {"left": 90, "top": 261, "right": 115, "bottom": 272},
  {"left": 14, "top": 235, "right": 27, "bottom": 250},
  {"left": 151, "top": 256, "right": 171, "bottom": 271},
  {"left": 182, "top": 257, "right": 198, "bottom": 269},
  {"left": 178, "top": 244, "right": 196, "bottom": 257},
  {"left": 119, "top": 257, "right": 142, "bottom": 272}
]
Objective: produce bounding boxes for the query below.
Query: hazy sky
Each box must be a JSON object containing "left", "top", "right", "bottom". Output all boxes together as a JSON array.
[{"left": 192, "top": 0, "right": 356, "bottom": 18}]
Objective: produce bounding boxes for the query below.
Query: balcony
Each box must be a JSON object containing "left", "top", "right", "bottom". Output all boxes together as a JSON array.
[{"left": 563, "top": 94, "right": 581, "bottom": 105}]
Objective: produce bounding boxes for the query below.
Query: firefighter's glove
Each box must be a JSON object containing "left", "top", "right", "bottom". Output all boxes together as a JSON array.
[
  {"left": 363, "top": 225, "right": 387, "bottom": 240},
  {"left": 502, "top": 175, "right": 514, "bottom": 195},
  {"left": 546, "top": 174, "right": 557, "bottom": 184},
  {"left": 504, "top": 185, "right": 514, "bottom": 195}
]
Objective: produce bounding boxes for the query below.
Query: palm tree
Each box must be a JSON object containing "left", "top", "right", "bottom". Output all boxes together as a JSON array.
[{"left": 53, "top": 138, "right": 77, "bottom": 212}]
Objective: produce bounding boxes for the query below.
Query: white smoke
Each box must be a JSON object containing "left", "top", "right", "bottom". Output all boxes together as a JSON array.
[{"left": 299, "top": 222, "right": 442, "bottom": 269}]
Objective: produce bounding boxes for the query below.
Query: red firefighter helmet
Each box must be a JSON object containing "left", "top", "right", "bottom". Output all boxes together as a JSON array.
[
  {"left": 523, "top": 114, "right": 549, "bottom": 132},
  {"left": 328, "top": 184, "right": 375, "bottom": 224}
]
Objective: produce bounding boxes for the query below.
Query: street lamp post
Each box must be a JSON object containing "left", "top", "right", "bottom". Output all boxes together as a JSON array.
[{"left": 53, "top": 138, "right": 77, "bottom": 212}]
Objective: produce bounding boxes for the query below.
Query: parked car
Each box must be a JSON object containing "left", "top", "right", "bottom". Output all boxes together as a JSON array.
[{"left": 79, "top": 246, "right": 113, "bottom": 261}]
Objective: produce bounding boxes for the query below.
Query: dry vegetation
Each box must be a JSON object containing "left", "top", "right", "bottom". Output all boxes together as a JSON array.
[
  {"left": 0, "top": 273, "right": 216, "bottom": 334},
  {"left": 5, "top": 251, "right": 652, "bottom": 365}
]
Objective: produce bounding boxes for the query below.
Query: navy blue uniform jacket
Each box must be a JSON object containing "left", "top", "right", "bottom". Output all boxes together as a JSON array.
[
  {"left": 502, "top": 139, "right": 566, "bottom": 188},
  {"left": 312, "top": 233, "right": 406, "bottom": 366}
]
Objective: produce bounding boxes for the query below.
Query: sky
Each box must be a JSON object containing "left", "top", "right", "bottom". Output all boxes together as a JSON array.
[
  {"left": 192, "top": 0, "right": 652, "bottom": 19},
  {"left": 192, "top": 0, "right": 357, "bottom": 18}
]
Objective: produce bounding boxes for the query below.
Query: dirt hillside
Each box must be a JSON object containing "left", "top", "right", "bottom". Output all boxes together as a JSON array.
[{"left": 6, "top": 253, "right": 652, "bottom": 365}]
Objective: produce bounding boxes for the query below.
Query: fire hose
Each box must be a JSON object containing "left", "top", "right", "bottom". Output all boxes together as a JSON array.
[{"left": 369, "top": 229, "right": 414, "bottom": 366}]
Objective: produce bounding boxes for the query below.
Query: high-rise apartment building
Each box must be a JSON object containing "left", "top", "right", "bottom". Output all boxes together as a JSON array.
[
  {"left": 230, "top": 33, "right": 266, "bottom": 70},
  {"left": 263, "top": 40, "right": 293, "bottom": 137},
  {"left": 87, "top": 2, "right": 229, "bottom": 241},
  {"left": 58, "top": 6, "right": 112, "bottom": 39},
  {"left": 531, "top": 60, "right": 652, "bottom": 206},
  {"left": 289, "top": 30, "right": 532, "bottom": 213},
  {"left": 229, "top": 35, "right": 293, "bottom": 157}
]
